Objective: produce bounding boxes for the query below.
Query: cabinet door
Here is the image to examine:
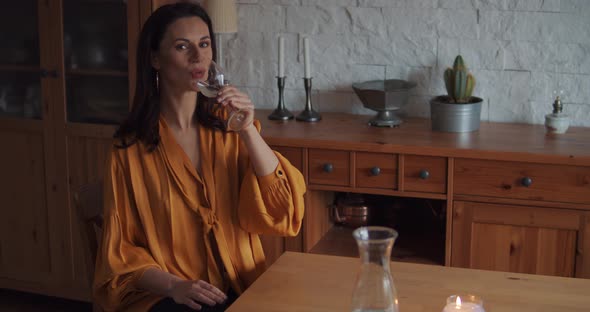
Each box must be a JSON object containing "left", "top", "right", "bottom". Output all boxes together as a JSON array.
[
  {"left": 51, "top": 0, "right": 143, "bottom": 298},
  {"left": 0, "top": 0, "right": 142, "bottom": 300},
  {"left": 62, "top": 0, "right": 133, "bottom": 125},
  {"left": 0, "top": 131, "right": 53, "bottom": 283},
  {"left": 0, "top": 1, "right": 43, "bottom": 120},
  {"left": 452, "top": 201, "right": 589, "bottom": 278},
  {"left": 0, "top": 0, "right": 67, "bottom": 289}
]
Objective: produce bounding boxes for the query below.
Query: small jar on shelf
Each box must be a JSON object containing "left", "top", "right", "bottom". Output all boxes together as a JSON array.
[{"left": 545, "top": 90, "right": 570, "bottom": 134}]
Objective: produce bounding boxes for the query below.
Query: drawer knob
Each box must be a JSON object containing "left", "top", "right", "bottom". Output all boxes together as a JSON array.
[
  {"left": 419, "top": 169, "right": 430, "bottom": 180},
  {"left": 370, "top": 166, "right": 381, "bottom": 176},
  {"left": 323, "top": 163, "right": 334, "bottom": 173},
  {"left": 521, "top": 177, "right": 533, "bottom": 187}
]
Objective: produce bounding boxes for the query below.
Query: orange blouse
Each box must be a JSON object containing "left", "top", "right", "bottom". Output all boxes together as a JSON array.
[{"left": 93, "top": 117, "right": 306, "bottom": 311}]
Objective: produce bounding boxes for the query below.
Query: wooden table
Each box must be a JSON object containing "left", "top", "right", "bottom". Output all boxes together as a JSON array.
[{"left": 227, "top": 252, "right": 590, "bottom": 312}]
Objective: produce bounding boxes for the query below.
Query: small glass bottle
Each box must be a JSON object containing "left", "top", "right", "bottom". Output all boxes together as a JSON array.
[{"left": 351, "top": 226, "right": 399, "bottom": 312}]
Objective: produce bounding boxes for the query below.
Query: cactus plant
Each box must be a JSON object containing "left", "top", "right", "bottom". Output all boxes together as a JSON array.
[{"left": 444, "top": 55, "right": 475, "bottom": 104}]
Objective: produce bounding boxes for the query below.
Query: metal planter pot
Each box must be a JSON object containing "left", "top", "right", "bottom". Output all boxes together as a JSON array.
[{"left": 430, "top": 96, "right": 483, "bottom": 132}]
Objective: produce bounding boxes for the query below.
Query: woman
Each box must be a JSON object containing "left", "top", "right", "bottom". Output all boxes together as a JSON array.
[{"left": 93, "top": 3, "right": 306, "bottom": 312}]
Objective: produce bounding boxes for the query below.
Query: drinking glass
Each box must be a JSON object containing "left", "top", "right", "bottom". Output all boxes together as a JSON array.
[{"left": 195, "top": 60, "right": 249, "bottom": 132}]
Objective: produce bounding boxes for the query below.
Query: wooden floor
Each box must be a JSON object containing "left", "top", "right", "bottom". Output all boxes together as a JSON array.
[{"left": 0, "top": 289, "right": 92, "bottom": 312}]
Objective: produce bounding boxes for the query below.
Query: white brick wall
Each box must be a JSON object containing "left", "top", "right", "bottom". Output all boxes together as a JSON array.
[{"left": 227, "top": 0, "right": 590, "bottom": 126}]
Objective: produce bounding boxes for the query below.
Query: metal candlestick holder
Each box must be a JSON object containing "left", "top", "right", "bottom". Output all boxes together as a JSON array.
[
  {"left": 296, "top": 77, "right": 321, "bottom": 122},
  {"left": 268, "top": 76, "right": 294, "bottom": 120}
]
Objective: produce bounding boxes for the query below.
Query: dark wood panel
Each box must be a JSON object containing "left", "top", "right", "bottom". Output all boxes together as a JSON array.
[{"left": 0, "top": 132, "right": 50, "bottom": 283}]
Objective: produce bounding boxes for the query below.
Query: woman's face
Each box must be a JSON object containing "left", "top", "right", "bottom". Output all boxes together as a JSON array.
[{"left": 151, "top": 16, "right": 212, "bottom": 93}]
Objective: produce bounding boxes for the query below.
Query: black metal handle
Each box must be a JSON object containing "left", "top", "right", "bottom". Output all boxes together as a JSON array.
[
  {"left": 40, "top": 69, "right": 58, "bottom": 78},
  {"left": 419, "top": 169, "right": 430, "bottom": 180},
  {"left": 370, "top": 166, "right": 381, "bottom": 176},
  {"left": 323, "top": 163, "right": 333, "bottom": 173},
  {"left": 521, "top": 177, "right": 533, "bottom": 187}
]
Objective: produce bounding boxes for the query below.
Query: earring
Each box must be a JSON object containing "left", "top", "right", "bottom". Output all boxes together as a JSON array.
[{"left": 155, "top": 71, "right": 160, "bottom": 93}]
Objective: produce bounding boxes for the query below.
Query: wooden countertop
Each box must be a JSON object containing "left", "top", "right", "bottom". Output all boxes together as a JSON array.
[
  {"left": 227, "top": 252, "right": 590, "bottom": 312},
  {"left": 256, "top": 110, "right": 590, "bottom": 166}
]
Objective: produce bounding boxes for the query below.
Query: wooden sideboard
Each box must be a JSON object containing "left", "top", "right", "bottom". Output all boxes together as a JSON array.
[{"left": 256, "top": 110, "right": 590, "bottom": 279}]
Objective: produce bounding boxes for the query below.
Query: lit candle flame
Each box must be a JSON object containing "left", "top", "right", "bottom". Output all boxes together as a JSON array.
[{"left": 455, "top": 296, "right": 462, "bottom": 309}]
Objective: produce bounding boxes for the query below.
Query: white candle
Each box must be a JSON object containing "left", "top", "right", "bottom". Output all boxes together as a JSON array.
[
  {"left": 442, "top": 295, "right": 485, "bottom": 312},
  {"left": 278, "top": 36, "right": 285, "bottom": 77},
  {"left": 303, "top": 37, "right": 311, "bottom": 78}
]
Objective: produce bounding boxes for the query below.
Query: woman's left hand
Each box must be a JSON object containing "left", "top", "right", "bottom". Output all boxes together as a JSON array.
[{"left": 217, "top": 85, "right": 255, "bottom": 132}]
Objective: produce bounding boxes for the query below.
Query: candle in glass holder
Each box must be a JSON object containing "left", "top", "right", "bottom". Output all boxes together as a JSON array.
[{"left": 442, "top": 295, "right": 485, "bottom": 312}]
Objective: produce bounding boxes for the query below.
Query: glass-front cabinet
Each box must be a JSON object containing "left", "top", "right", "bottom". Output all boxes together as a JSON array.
[
  {"left": 0, "top": 0, "right": 135, "bottom": 125},
  {"left": 0, "top": 0, "right": 145, "bottom": 301},
  {"left": 0, "top": 1, "right": 42, "bottom": 120},
  {"left": 0, "top": 0, "right": 51, "bottom": 289},
  {"left": 63, "top": 0, "right": 129, "bottom": 124}
]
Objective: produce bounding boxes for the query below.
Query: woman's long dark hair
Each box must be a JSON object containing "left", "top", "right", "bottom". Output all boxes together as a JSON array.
[{"left": 114, "top": 2, "right": 224, "bottom": 151}]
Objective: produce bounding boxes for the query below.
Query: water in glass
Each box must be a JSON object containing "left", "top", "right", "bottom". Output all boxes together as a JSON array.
[{"left": 194, "top": 60, "right": 248, "bottom": 132}]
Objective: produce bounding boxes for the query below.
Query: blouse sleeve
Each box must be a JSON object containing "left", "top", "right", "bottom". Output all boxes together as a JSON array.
[
  {"left": 237, "top": 121, "right": 306, "bottom": 236},
  {"left": 93, "top": 149, "right": 161, "bottom": 311}
]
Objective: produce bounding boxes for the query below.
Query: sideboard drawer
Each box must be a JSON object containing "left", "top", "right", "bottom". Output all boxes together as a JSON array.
[
  {"left": 404, "top": 155, "right": 447, "bottom": 194},
  {"left": 309, "top": 149, "right": 350, "bottom": 187},
  {"left": 355, "top": 152, "right": 398, "bottom": 189},
  {"left": 454, "top": 159, "right": 590, "bottom": 204}
]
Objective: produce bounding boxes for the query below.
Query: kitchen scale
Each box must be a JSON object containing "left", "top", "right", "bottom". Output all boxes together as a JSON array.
[{"left": 352, "top": 79, "right": 417, "bottom": 127}]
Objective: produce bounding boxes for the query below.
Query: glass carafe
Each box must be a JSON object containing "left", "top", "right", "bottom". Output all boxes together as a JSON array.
[{"left": 351, "top": 226, "right": 399, "bottom": 312}]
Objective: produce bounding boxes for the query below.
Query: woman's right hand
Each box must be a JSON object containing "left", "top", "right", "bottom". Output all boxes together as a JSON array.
[{"left": 168, "top": 279, "right": 228, "bottom": 310}]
